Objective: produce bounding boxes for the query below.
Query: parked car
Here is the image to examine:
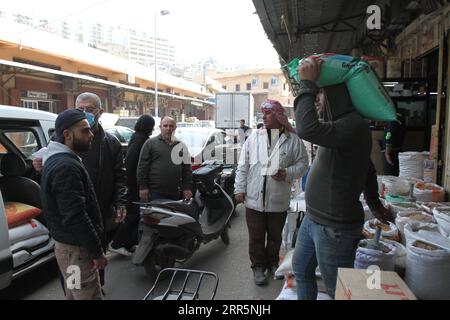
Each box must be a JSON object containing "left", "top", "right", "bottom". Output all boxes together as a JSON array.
[
  {"left": 116, "top": 116, "right": 161, "bottom": 130},
  {"left": 104, "top": 125, "right": 135, "bottom": 156},
  {"left": 104, "top": 125, "right": 161, "bottom": 156},
  {"left": 116, "top": 116, "right": 139, "bottom": 130},
  {"left": 174, "top": 127, "right": 239, "bottom": 170},
  {"left": 0, "top": 105, "right": 56, "bottom": 290}
]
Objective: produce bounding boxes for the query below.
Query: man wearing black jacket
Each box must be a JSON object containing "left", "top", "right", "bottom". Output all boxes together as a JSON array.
[
  {"left": 109, "top": 115, "right": 155, "bottom": 254},
  {"left": 34, "top": 93, "right": 127, "bottom": 288},
  {"left": 292, "top": 58, "right": 392, "bottom": 300},
  {"left": 41, "top": 109, "right": 107, "bottom": 300},
  {"left": 74, "top": 93, "right": 128, "bottom": 239}
]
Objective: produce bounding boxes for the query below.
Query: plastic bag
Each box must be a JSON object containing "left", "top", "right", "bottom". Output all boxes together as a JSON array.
[
  {"left": 285, "top": 53, "right": 357, "bottom": 87},
  {"left": 346, "top": 61, "right": 396, "bottom": 121},
  {"left": 283, "top": 53, "right": 396, "bottom": 121},
  {"left": 388, "top": 202, "right": 419, "bottom": 216},
  {"left": 354, "top": 239, "right": 396, "bottom": 271},
  {"left": 403, "top": 222, "right": 440, "bottom": 246},
  {"left": 275, "top": 249, "right": 294, "bottom": 277},
  {"left": 382, "top": 239, "right": 407, "bottom": 276},
  {"left": 404, "top": 240, "right": 450, "bottom": 300},
  {"left": 395, "top": 210, "right": 435, "bottom": 244},
  {"left": 432, "top": 207, "right": 450, "bottom": 238},
  {"left": 414, "top": 182, "right": 445, "bottom": 203},
  {"left": 381, "top": 176, "right": 411, "bottom": 197},
  {"left": 399, "top": 152, "right": 428, "bottom": 180},
  {"left": 363, "top": 219, "right": 400, "bottom": 242}
]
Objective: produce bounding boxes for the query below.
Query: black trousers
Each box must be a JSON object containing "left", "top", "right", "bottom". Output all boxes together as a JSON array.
[
  {"left": 110, "top": 204, "right": 140, "bottom": 248},
  {"left": 382, "top": 151, "right": 400, "bottom": 176},
  {"left": 245, "top": 208, "right": 287, "bottom": 269}
]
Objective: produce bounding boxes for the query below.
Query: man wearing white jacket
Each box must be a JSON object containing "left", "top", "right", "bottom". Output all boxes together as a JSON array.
[{"left": 235, "top": 99, "right": 309, "bottom": 286}]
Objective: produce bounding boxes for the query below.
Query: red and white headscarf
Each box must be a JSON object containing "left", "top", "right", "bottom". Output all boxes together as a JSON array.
[{"left": 260, "top": 99, "right": 295, "bottom": 133}]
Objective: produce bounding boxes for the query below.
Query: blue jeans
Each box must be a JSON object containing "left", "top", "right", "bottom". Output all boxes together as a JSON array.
[{"left": 292, "top": 215, "right": 362, "bottom": 300}]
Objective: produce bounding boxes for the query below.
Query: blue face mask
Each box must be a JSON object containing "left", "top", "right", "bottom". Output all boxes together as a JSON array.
[{"left": 84, "top": 112, "right": 96, "bottom": 127}]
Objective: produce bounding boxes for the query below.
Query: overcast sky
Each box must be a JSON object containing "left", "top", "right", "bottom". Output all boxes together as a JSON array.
[{"left": 2, "top": 0, "right": 281, "bottom": 68}]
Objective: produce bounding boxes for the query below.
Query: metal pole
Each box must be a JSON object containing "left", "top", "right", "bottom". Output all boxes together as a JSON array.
[{"left": 154, "top": 14, "right": 158, "bottom": 117}]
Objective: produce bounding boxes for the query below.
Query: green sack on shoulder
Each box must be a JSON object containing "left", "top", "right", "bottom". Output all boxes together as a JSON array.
[{"left": 283, "top": 53, "right": 396, "bottom": 121}]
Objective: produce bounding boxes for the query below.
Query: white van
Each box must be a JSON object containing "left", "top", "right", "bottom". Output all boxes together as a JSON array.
[{"left": 0, "top": 105, "right": 57, "bottom": 290}]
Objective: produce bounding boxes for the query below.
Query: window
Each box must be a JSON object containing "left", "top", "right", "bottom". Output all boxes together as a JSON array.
[
  {"left": 263, "top": 82, "right": 269, "bottom": 89},
  {"left": 283, "top": 83, "right": 286, "bottom": 91},
  {"left": 222, "top": 85, "right": 227, "bottom": 90},
  {"left": 116, "top": 127, "right": 134, "bottom": 143},
  {"left": 251, "top": 78, "right": 259, "bottom": 87},
  {"left": 271, "top": 76, "right": 278, "bottom": 86},
  {"left": 3, "top": 130, "right": 40, "bottom": 159},
  {"left": 235, "top": 84, "right": 240, "bottom": 92},
  {"left": 246, "top": 83, "right": 251, "bottom": 91}
]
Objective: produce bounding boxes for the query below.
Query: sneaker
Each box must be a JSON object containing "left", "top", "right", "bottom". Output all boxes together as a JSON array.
[
  {"left": 108, "top": 243, "right": 133, "bottom": 257},
  {"left": 253, "top": 265, "right": 267, "bottom": 286},
  {"left": 268, "top": 265, "right": 284, "bottom": 280}
]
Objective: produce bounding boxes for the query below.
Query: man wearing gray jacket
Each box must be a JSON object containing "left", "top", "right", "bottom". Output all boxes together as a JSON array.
[
  {"left": 292, "top": 58, "right": 392, "bottom": 300},
  {"left": 235, "top": 99, "right": 308, "bottom": 286}
]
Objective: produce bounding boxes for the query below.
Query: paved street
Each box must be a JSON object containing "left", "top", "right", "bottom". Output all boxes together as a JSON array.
[{"left": 0, "top": 204, "right": 285, "bottom": 300}]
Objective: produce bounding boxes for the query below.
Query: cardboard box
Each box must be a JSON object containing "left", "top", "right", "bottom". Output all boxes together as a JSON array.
[{"left": 335, "top": 268, "right": 416, "bottom": 300}]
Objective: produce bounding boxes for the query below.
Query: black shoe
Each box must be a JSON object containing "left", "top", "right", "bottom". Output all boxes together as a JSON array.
[
  {"left": 268, "top": 265, "right": 283, "bottom": 280},
  {"left": 253, "top": 265, "right": 267, "bottom": 286}
]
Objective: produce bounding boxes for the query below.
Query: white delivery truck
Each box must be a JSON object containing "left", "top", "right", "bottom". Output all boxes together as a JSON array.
[{"left": 215, "top": 92, "right": 254, "bottom": 130}]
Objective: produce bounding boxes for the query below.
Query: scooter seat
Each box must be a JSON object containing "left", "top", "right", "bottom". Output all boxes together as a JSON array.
[{"left": 150, "top": 199, "right": 199, "bottom": 221}]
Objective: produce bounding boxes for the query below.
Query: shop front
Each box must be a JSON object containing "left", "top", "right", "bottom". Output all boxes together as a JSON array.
[{"left": 20, "top": 90, "right": 59, "bottom": 113}]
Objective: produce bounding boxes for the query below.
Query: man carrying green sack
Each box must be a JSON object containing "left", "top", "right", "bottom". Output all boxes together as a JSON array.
[
  {"left": 291, "top": 58, "right": 393, "bottom": 300},
  {"left": 284, "top": 53, "right": 397, "bottom": 121}
]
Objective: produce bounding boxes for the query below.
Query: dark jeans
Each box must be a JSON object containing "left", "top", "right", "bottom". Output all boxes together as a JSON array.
[
  {"left": 382, "top": 151, "right": 400, "bottom": 176},
  {"left": 245, "top": 208, "right": 287, "bottom": 269},
  {"left": 292, "top": 215, "right": 362, "bottom": 299}
]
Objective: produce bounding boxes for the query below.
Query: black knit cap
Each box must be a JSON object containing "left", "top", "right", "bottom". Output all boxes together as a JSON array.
[{"left": 55, "top": 109, "right": 87, "bottom": 138}]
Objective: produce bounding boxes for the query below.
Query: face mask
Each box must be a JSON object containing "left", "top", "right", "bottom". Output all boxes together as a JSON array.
[{"left": 84, "top": 112, "right": 96, "bottom": 127}]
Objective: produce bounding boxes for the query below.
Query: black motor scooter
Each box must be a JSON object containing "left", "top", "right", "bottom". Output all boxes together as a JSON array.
[{"left": 132, "top": 161, "right": 235, "bottom": 278}]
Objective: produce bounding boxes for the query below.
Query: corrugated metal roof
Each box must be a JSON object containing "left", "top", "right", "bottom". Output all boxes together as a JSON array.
[
  {"left": 252, "top": 0, "right": 440, "bottom": 63},
  {"left": 253, "top": 0, "right": 372, "bottom": 63}
]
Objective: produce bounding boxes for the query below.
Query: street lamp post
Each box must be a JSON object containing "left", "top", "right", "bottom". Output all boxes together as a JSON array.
[{"left": 154, "top": 10, "right": 169, "bottom": 118}]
